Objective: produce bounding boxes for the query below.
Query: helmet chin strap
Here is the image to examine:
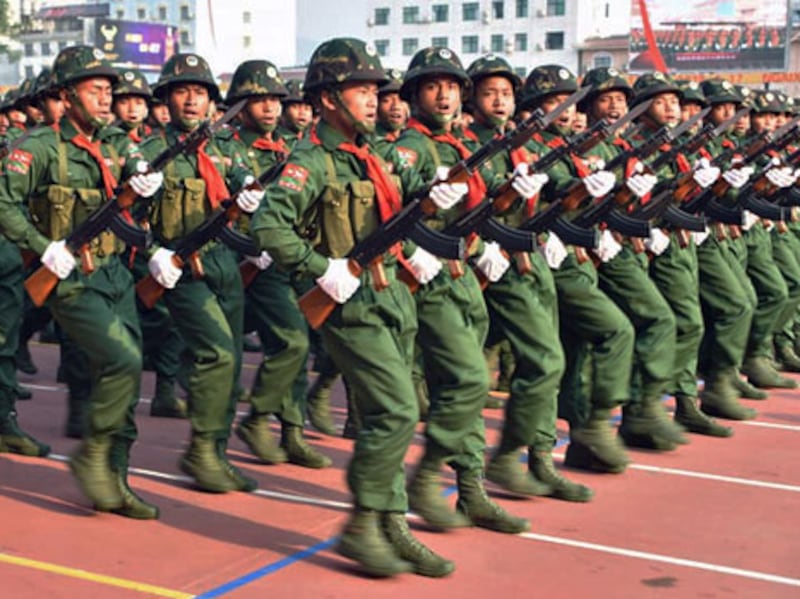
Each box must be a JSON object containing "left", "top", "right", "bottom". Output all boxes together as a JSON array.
[
  {"left": 412, "top": 105, "right": 454, "bottom": 126},
  {"left": 475, "top": 105, "right": 506, "bottom": 129},
  {"left": 332, "top": 89, "right": 374, "bottom": 135},
  {"left": 67, "top": 87, "right": 106, "bottom": 132}
]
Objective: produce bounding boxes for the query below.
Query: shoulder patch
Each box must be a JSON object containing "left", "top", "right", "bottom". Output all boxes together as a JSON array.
[
  {"left": 6, "top": 148, "right": 33, "bottom": 175},
  {"left": 278, "top": 163, "right": 309, "bottom": 192},
  {"left": 396, "top": 146, "right": 417, "bottom": 169}
]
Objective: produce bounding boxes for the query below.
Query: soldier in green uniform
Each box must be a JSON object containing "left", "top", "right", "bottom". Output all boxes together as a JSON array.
[
  {"left": 139, "top": 53, "right": 261, "bottom": 493},
  {"left": 112, "top": 69, "right": 153, "bottom": 142},
  {"left": 227, "top": 59, "right": 331, "bottom": 469},
  {"left": 251, "top": 37, "right": 454, "bottom": 578},
  {"left": 0, "top": 46, "right": 165, "bottom": 517},
  {"left": 463, "top": 55, "right": 591, "bottom": 502},
  {"left": 276, "top": 79, "right": 313, "bottom": 146},
  {"left": 518, "top": 65, "right": 634, "bottom": 473}
]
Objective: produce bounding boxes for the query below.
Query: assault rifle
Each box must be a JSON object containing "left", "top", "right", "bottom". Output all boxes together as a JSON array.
[{"left": 24, "top": 98, "right": 248, "bottom": 307}]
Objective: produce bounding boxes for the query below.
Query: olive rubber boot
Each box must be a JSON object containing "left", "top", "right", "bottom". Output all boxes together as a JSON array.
[
  {"left": 65, "top": 393, "right": 89, "bottom": 439},
  {"left": 380, "top": 512, "right": 455, "bottom": 578},
  {"left": 618, "top": 400, "right": 686, "bottom": 451},
  {"left": 700, "top": 368, "right": 757, "bottom": 420},
  {"left": 216, "top": 438, "right": 258, "bottom": 492},
  {"left": 0, "top": 412, "right": 50, "bottom": 456},
  {"left": 455, "top": 470, "right": 530, "bottom": 534},
  {"left": 235, "top": 414, "right": 288, "bottom": 464},
  {"left": 730, "top": 371, "right": 768, "bottom": 400},
  {"left": 336, "top": 507, "right": 413, "bottom": 577},
  {"left": 485, "top": 447, "right": 552, "bottom": 496},
  {"left": 528, "top": 450, "right": 594, "bottom": 502},
  {"left": 14, "top": 384, "right": 32, "bottom": 400},
  {"left": 306, "top": 373, "right": 337, "bottom": 435},
  {"left": 564, "top": 409, "right": 629, "bottom": 474},
  {"left": 179, "top": 433, "right": 239, "bottom": 493},
  {"left": 775, "top": 344, "right": 800, "bottom": 373},
  {"left": 149, "top": 375, "right": 187, "bottom": 419},
  {"left": 741, "top": 356, "right": 798, "bottom": 389},
  {"left": 69, "top": 435, "right": 124, "bottom": 511},
  {"left": 105, "top": 439, "right": 159, "bottom": 519},
  {"left": 407, "top": 453, "right": 470, "bottom": 529},
  {"left": 281, "top": 424, "right": 332, "bottom": 469},
  {"left": 674, "top": 395, "right": 733, "bottom": 438},
  {"left": 15, "top": 341, "right": 37, "bottom": 375}
]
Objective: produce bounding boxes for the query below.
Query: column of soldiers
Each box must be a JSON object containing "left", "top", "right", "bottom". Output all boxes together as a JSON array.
[{"left": 2, "top": 37, "right": 800, "bottom": 578}]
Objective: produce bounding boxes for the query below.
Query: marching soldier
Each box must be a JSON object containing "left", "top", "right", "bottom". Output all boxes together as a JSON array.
[{"left": 276, "top": 79, "right": 313, "bottom": 146}]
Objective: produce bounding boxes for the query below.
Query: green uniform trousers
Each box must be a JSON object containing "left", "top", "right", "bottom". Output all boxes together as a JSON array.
[
  {"left": 320, "top": 270, "right": 418, "bottom": 512},
  {"left": 696, "top": 235, "right": 752, "bottom": 373},
  {"left": 163, "top": 244, "right": 243, "bottom": 436},
  {"left": 554, "top": 254, "right": 635, "bottom": 427},
  {"left": 415, "top": 266, "right": 490, "bottom": 473},
  {"left": 771, "top": 228, "right": 800, "bottom": 351},
  {"left": 597, "top": 245, "right": 676, "bottom": 403},
  {"left": 0, "top": 239, "right": 23, "bottom": 417},
  {"left": 246, "top": 266, "right": 308, "bottom": 427},
  {"left": 742, "top": 225, "right": 788, "bottom": 358},
  {"left": 48, "top": 256, "right": 142, "bottom": 441},
  {"left": 484, "top": 253, "right": 565, "bottom": 452}
]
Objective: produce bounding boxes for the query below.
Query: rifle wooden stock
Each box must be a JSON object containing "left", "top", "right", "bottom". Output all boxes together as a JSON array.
[
  {"left": 239, "top": 259, "right": 261, "bottom": 289},
  {"left": 397, "top": 266, "right": 420, "bottom": 294},
  {"left": 630, "top": 236, "right": 646, "bottom": 254},
  {"left": 298, "top": 259, "right": 363, "bottom": 330},
  {"left": 513, "top": 251, "right": 532, "bottom": 275},
  {"left": 136, "top": 254, "right": 186, "bottom": 309}
]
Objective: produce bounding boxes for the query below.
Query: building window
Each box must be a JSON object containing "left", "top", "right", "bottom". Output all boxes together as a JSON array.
[
  {"left": 25, "top": 65, "right": 34, "bottom": 78},
  {"left": 431, "top": 36, "right": 448, "bottom": 48},
  {"left": 180, "top": 29, "right": 191, "bottom": 45},
  {"left": 545, "top": 31, "right": 564, "bottom": 49},
  {"left": 402, "top": 37, "right": 419, "bottom": 55},
  {"left": 547, "top": 0, "right": 565, "bottom": 16},
  {"left": 516, "top": 0, "right": 528, "bottom": 18},
  {"left": 41, "top": 42, "right": 51, "bottom": 56},
  {"left": 432, "top": 4, "right": 449, "bottom": 22},
  {"left": 514, "top": 66, "right": 527, "bottom": 78},
  {"left": 116, "top": 9, "right": 124, "bottom": 18},
  {"left": 23, "top": 42, "right": 33, "bottom": 56},
  {"left": 158, "top": 6, "right": 167, "bottom": 20},
  {"left": 374, "top": 39, "right": 389, "bottom": 56},
  {"left": 605, "top": 2, "right": 610, "bottom": 18},
  {"left": 243, "top": 35, "right": 252, "bottom": 48},
  {"left": 593, "top": 53, "right": 612, "bottom": 68},
  {"left": 374, "top": 7, "right": 389, "bottom": 25},
  {"left": 462, "top": 34, "right": 479, "bottom": 54},
  {"left": 243, "top": 11, "right": 251, "bottom": 24},
  {"left": 403, "top": 6, "right": 419, "bottom": 24},
  {"left": 491, "top": 34, "right": 504, "bottom": 52},
  {"left": 463, "top": 2, "right": 479, "bottom": 21},
  {"left": 58, "top": 41, "right": 68, "bottom": 51},
  {"left": 180, "top": 4, "right": 192, "bottom": 20},
  {"left": 514, "top": 33, "right": 527, "bottom": 51},
  {"left": 492, "top": 1, "right": 504, "bottom": 19},
  {"left": 137, "top": 7, "right": 146, "bottom": 19}
]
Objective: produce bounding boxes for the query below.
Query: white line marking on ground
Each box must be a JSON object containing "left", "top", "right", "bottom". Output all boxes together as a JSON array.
[
  {"left": 520, "top": 532, "right": 800, "bottom": 587},
  {"left": 740, "top": 421, "right": 800, "bottom": 432}
]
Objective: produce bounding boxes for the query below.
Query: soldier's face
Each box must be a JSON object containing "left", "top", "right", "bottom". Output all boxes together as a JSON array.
[
  {"left": 591, "top": 90, "right": 628, "bottom": 124},
  {"left": 647, "top": 92, "right": 680, "bottom": 128},
  {"left": 709, "top": 102, "right": 736, "bottom": 125},
  {"left": 540, "top": 93, "right": 575, "bottom": 128},
  {"left": 751, "top": 112, "right": 777, "bottom": 134},
  {"left": 733, "top": 112, "right": 750, "bottom": 135},
  {"left": 42, "top": 96, "right": 64, "bottom": 124},
  {"left": 167, "top": 83, "right": 210, "bottom": 128},
  {"left": 572, "top": 111, "right": 587, "bottom": 133},
  {"left": 244, "top": 95, "right": 282, "bottom": 133},
  {"left": 64, "top": 77, "right": 113, "bottom": 130},
  {"left": 378, "top": 91, "right": 408, "bottom": 130},
  {"left": 473, "top": 76, "right": 515, "bottom": 127},
  {"left": 775, "top": 112, "right": 789, "bottom": 128},
  {"left": 149, "top": 103, "right": 170, "bottom": 125},
  {"left": 681, "top": 101, "right": 703, "bottom": 123},
  {"left": 415, "top": 75, "right": 462, "bottom": 124},
  {"left": 283, "top": 102, "right": 313, "bottom": 131},
  {"left": 329, "top": 81, "right": 379, "bottom": 134},
  {"left": 113, "top": 95, "right": 148, "bottom": 126}
]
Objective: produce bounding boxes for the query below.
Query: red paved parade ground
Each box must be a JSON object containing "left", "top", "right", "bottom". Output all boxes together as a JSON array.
[{"left": 1, "top": 339, "right": 799, "bottom": 598}]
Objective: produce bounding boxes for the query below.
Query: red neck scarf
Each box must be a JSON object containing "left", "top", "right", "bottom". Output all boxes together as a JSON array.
[
  {"left": 252, "top": 135, "right": 289, "bottom": 157},
  {"left": 194, "top": 138, "right": 229, "bottom": 210},
  {"left": 70, "top": 133, "right": 117, "bottom": 199}
]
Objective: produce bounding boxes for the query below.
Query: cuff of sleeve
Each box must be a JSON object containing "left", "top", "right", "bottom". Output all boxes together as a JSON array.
[
  {"left": 30, "top": 233, "right": 50, "bottom": 256},
  {"left": 307, "top": 252, "right": 330, "bottom": 279}
]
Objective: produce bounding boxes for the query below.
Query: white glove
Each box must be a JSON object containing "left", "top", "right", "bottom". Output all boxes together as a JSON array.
[
  {"left": 625, "top": 172, "right": 658, "bottom": 198},
  {"left": 406, "top": 247, "right": 442, "bottom": 284},
  {"left": 582, "top": 170, "right": 616, "bottom": 199},
  {"left": 429, "top": 165, "right": 468, "bottom": 210},
  {"left": 741, "top": 209, "right": 759, "bottom": 231},
  {"left": 692, "top": 158, "right": 721, "bottom": 189},
  {"left": 539, "top": 232, "right": 567, "bottom": 269},
  {"left": 690, "top": 226, "right": 710, "bottom": 247},
  {"left": 316, "top": 258, "right": 360, "bottom": 304},
  {"left": 245, "top": 250, "right": 273, "bottom": 271},
  {"left": 765, "top": 166, "right": 795, "bottom": 189},
  {"left": 236, "top": 175, "right": 265, "bottom": 213},
  {"left": 475, "top": 241, "right": 510, "bottom": 282},
  {"left": 644, "top": 227, "right": 670, "bottom": 256},
  {"left": 593, "top": 229, "right": 622, "bottom": 263},
  {"left": 510, "top": 164, "right": 548, "bottom": 199},
  {"left": 148, "top": 247, "right": 182, "bottom": 289},
  {"left": 128, "top": 160, "right": 164, "bottom": 198},
  {"left": 41, "top": 240, "right": 76, "bottom": 280},
  {"left": 721, "top": 167, "right": 751, "bottom": 190}
]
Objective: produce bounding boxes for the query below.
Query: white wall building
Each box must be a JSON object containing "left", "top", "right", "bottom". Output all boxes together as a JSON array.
[{"left": 365, "top": 0, "right": 631, "bottom": 76}]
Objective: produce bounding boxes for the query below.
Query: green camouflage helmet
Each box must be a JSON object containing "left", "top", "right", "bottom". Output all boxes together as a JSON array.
[
  {"left": 751, "top": 90, "right": 783, "bottom": 114},
  {"left": 53, "top": 46, "right": 119, "bottom": 88},
  {"left": 467, "top": 54, "right": 522, "bottom": 91},
  {"left": 33, "top": 67, "right": 57, "bottom": 100},
  {"left": 631, "top": 71, "right": 682, "bottom": 107},
  {"left": 577, "top": 66, "right": 633, "bottom": 113},
  {"left": 227, "top": 60, "right": 288, "bottom": 104},
  {"left": 14, "top": 77, "right": 36, "bottom": 108},
  {"left": 0, "top": 88, "right": 18, "bottom": 112},
  {"left": 379, "top": 68, "right": 404, "bottom": 94},
  {"left": 775, "top": 91, "right": 793, "bottom": 114},
  {"left": 304, "top": 37, "right": 389, "bottom": 95},
  {"left": 113, "top": 68, "right": 152, "bottom": 98},
  {"left": 699, "top": 78, "right": 741, "bottom": 105},
  {"left": 152, "top": 53, "right": 220, "bottom": 102},
  {"left": 677, "top": 80, "right": 707, "bottom": 107},
  {"left": 735, "top": 85, "right": 755, "bottom": 110},
  {"left": 282, "top": 79, "right": 307, "bottom": 104},
  {"left": 400, "top": 46, "right": 471, "bottom": 102},
  {"left": 518, "top": 65, "right": 578, "bottom": 111}
]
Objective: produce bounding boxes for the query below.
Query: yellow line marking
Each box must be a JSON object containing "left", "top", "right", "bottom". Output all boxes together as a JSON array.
[{"left": 0, "top": 553, "right": 194, "bottom": 598}]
